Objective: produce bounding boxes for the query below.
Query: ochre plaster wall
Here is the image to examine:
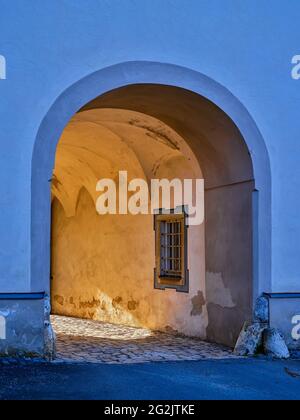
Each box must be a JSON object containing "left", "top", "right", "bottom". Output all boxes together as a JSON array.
[{"left": 51, "top": 110, "right": 207, "bottom": 337}]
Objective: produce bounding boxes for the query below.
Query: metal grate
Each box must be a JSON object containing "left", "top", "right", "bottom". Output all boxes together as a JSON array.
[{"left": 160, "top": 219, "right": 183, "bottom": 278}]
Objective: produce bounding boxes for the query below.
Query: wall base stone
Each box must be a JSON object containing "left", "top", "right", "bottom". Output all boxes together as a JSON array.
[
  {"left": 0, "top": 293, "right": 55, "bottom": 359},
  {"left": 234, "top": 295, "right": 299, "bottom": 358},
  {"left": 263, "top": 328, "right": 290, "bottom": 359},
  {"left": 234, "top": 322, "right": 265, "bottom": 356}
]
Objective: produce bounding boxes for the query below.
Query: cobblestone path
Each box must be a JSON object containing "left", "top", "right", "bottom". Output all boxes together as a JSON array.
[{"left": 52, "top": 315, "right": 238, "bottom": 364}]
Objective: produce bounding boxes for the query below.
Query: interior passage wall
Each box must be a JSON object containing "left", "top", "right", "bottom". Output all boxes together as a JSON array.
[
  {"left": 83, "top": 86, "right": 256, "bottom": 347},
  {"left": 50, "top": 111, "right": 207, "bottom": 338},
  {"left": 51, "top": 191, "right": 206, "bottom": 337},
  {"left": 205, "top": 182, "right": 254, "bottom": 346}
]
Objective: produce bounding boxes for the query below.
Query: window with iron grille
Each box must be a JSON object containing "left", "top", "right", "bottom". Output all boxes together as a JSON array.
[{"left": 154, "top": 209, "right": 189, "bottom": 292}]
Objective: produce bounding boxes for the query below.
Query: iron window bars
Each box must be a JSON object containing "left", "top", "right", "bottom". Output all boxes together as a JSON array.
[{"left": 154, "top": 208, "right": 189, "bottom": 293}]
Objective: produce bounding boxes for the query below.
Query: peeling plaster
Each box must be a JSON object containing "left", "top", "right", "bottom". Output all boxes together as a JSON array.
[
  {"left": 79, "top": 298, "right": 101, "bottom": 309},
  {"left": 191, "top": 291, "right": 206, "bottom": 316},
  {"left": 54, "top": 295, "right": 64, "bottom": 306},
  {"left": 112, "top": 296, "right": 123, "bottom": 309},
  {"left": 206, "top": 272, "right": 235, "bottom": 308},
  {"left": 164, "top": 325, "right": 180, "bottom": 335},
  {"left": 128, "top": 119, "right": 180, "bottom": 150},
  {"left": 128, "top": 300, "right": 139, "bottom": 311}
]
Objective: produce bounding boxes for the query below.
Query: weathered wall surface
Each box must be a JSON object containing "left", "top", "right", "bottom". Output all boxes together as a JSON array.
[
  {"left": 0, "top": 298, "right": 45, "bottom": 357},
  {"left": 205, "top": 182, "right": 254, "bottom": 346},
  {"left": 51, "top": 110, "right": 207, "bottom": 338}
]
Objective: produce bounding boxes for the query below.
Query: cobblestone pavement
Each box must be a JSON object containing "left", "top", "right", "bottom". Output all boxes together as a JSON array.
[{"left": 51, "top": 315, "right": 239, "bottom": 364}]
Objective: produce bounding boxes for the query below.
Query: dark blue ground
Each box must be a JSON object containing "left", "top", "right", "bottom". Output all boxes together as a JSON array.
[{"left": 0, "top": 359, "right": 300, "bottom": 400}]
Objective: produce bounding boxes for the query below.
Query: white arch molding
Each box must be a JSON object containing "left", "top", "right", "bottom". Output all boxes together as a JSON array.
[
  {"left": 0, "top": 55, "right": 6, "bottom": 80},
  {"left": 0, "top": 315, "right": 6, "bottom": 340},
  {"left": 31, "top": 61, "right": 271, "bottom": 304}
]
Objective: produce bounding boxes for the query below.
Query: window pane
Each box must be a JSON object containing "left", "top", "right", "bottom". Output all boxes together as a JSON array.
[{"left": 159, "top": 219, "right": 183, "bottom": 278}]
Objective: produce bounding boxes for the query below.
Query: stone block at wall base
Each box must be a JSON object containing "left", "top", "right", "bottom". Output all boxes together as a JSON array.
[
  {"left": 234, "top": 294, "right": 299, "bottom": 358},
  {"left": 234, "top": 322, "right": 265, "bottom": 356},
  {"left": 0, "top": 293, "right": 55, "bottom": 359},
  {"left": 263, "top": 328, "right": 290, "bottom": 359}
]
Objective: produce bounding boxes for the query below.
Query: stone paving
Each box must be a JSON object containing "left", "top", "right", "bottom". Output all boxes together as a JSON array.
[{"left": 51, "top": 315, "right": 239, "bottom": 364}]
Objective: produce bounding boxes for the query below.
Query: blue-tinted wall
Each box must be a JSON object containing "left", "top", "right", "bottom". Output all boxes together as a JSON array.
[{"left": 0, "top": 0, "right": 299, "bottom": 293}]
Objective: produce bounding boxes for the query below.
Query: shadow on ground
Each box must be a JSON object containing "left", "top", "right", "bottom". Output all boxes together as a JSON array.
[{"left": 0, "top": 359, "right": 300, "bottom": 400}]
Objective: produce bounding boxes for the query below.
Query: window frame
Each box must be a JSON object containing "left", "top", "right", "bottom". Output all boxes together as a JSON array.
[{"left": 154, "top": 207, "right": 189, "bottom": 293}]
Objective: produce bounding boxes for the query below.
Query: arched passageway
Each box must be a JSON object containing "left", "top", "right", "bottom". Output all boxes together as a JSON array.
[
  {"left": 31, "top": 62, "right": 271, "bottom": 357},
  {"left": 50, "top": 84, "right": 255, "bottom": 348},
  {"left": 51, "top": 108, "right": 205, "bottom": 338}
]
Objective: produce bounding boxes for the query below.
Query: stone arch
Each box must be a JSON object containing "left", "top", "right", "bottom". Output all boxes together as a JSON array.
[{"left": 31, "top": 61, "right": 271, "bottom": 346}]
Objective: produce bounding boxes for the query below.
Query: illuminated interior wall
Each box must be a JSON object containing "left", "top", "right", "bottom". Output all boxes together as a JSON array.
[
  {"left": 82, "top": 85, "right": 255, "bottom": 347},
  {"left": 51, "top": 109, "right": 207, "bottom": 337}
]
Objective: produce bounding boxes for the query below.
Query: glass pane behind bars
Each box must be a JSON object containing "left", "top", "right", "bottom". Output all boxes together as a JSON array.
[{"left": 160, "top": 219, "right": 182, "bottom": 278}]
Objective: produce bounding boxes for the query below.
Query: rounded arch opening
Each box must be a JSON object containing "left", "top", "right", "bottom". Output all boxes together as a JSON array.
[
  {"left": 51, "top": 108, "right": 205, "bottom": 338},
  {"left": 32, "top": 61, "right": 271, "bottom": 348}
]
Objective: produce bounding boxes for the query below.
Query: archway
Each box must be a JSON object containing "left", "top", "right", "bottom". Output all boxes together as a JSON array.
[
  {"left": 32, "top": 62, "right": 271, "bottom": 351},
  {"left": 50, "top": 108, "right": 205, "bottom": 340}
]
